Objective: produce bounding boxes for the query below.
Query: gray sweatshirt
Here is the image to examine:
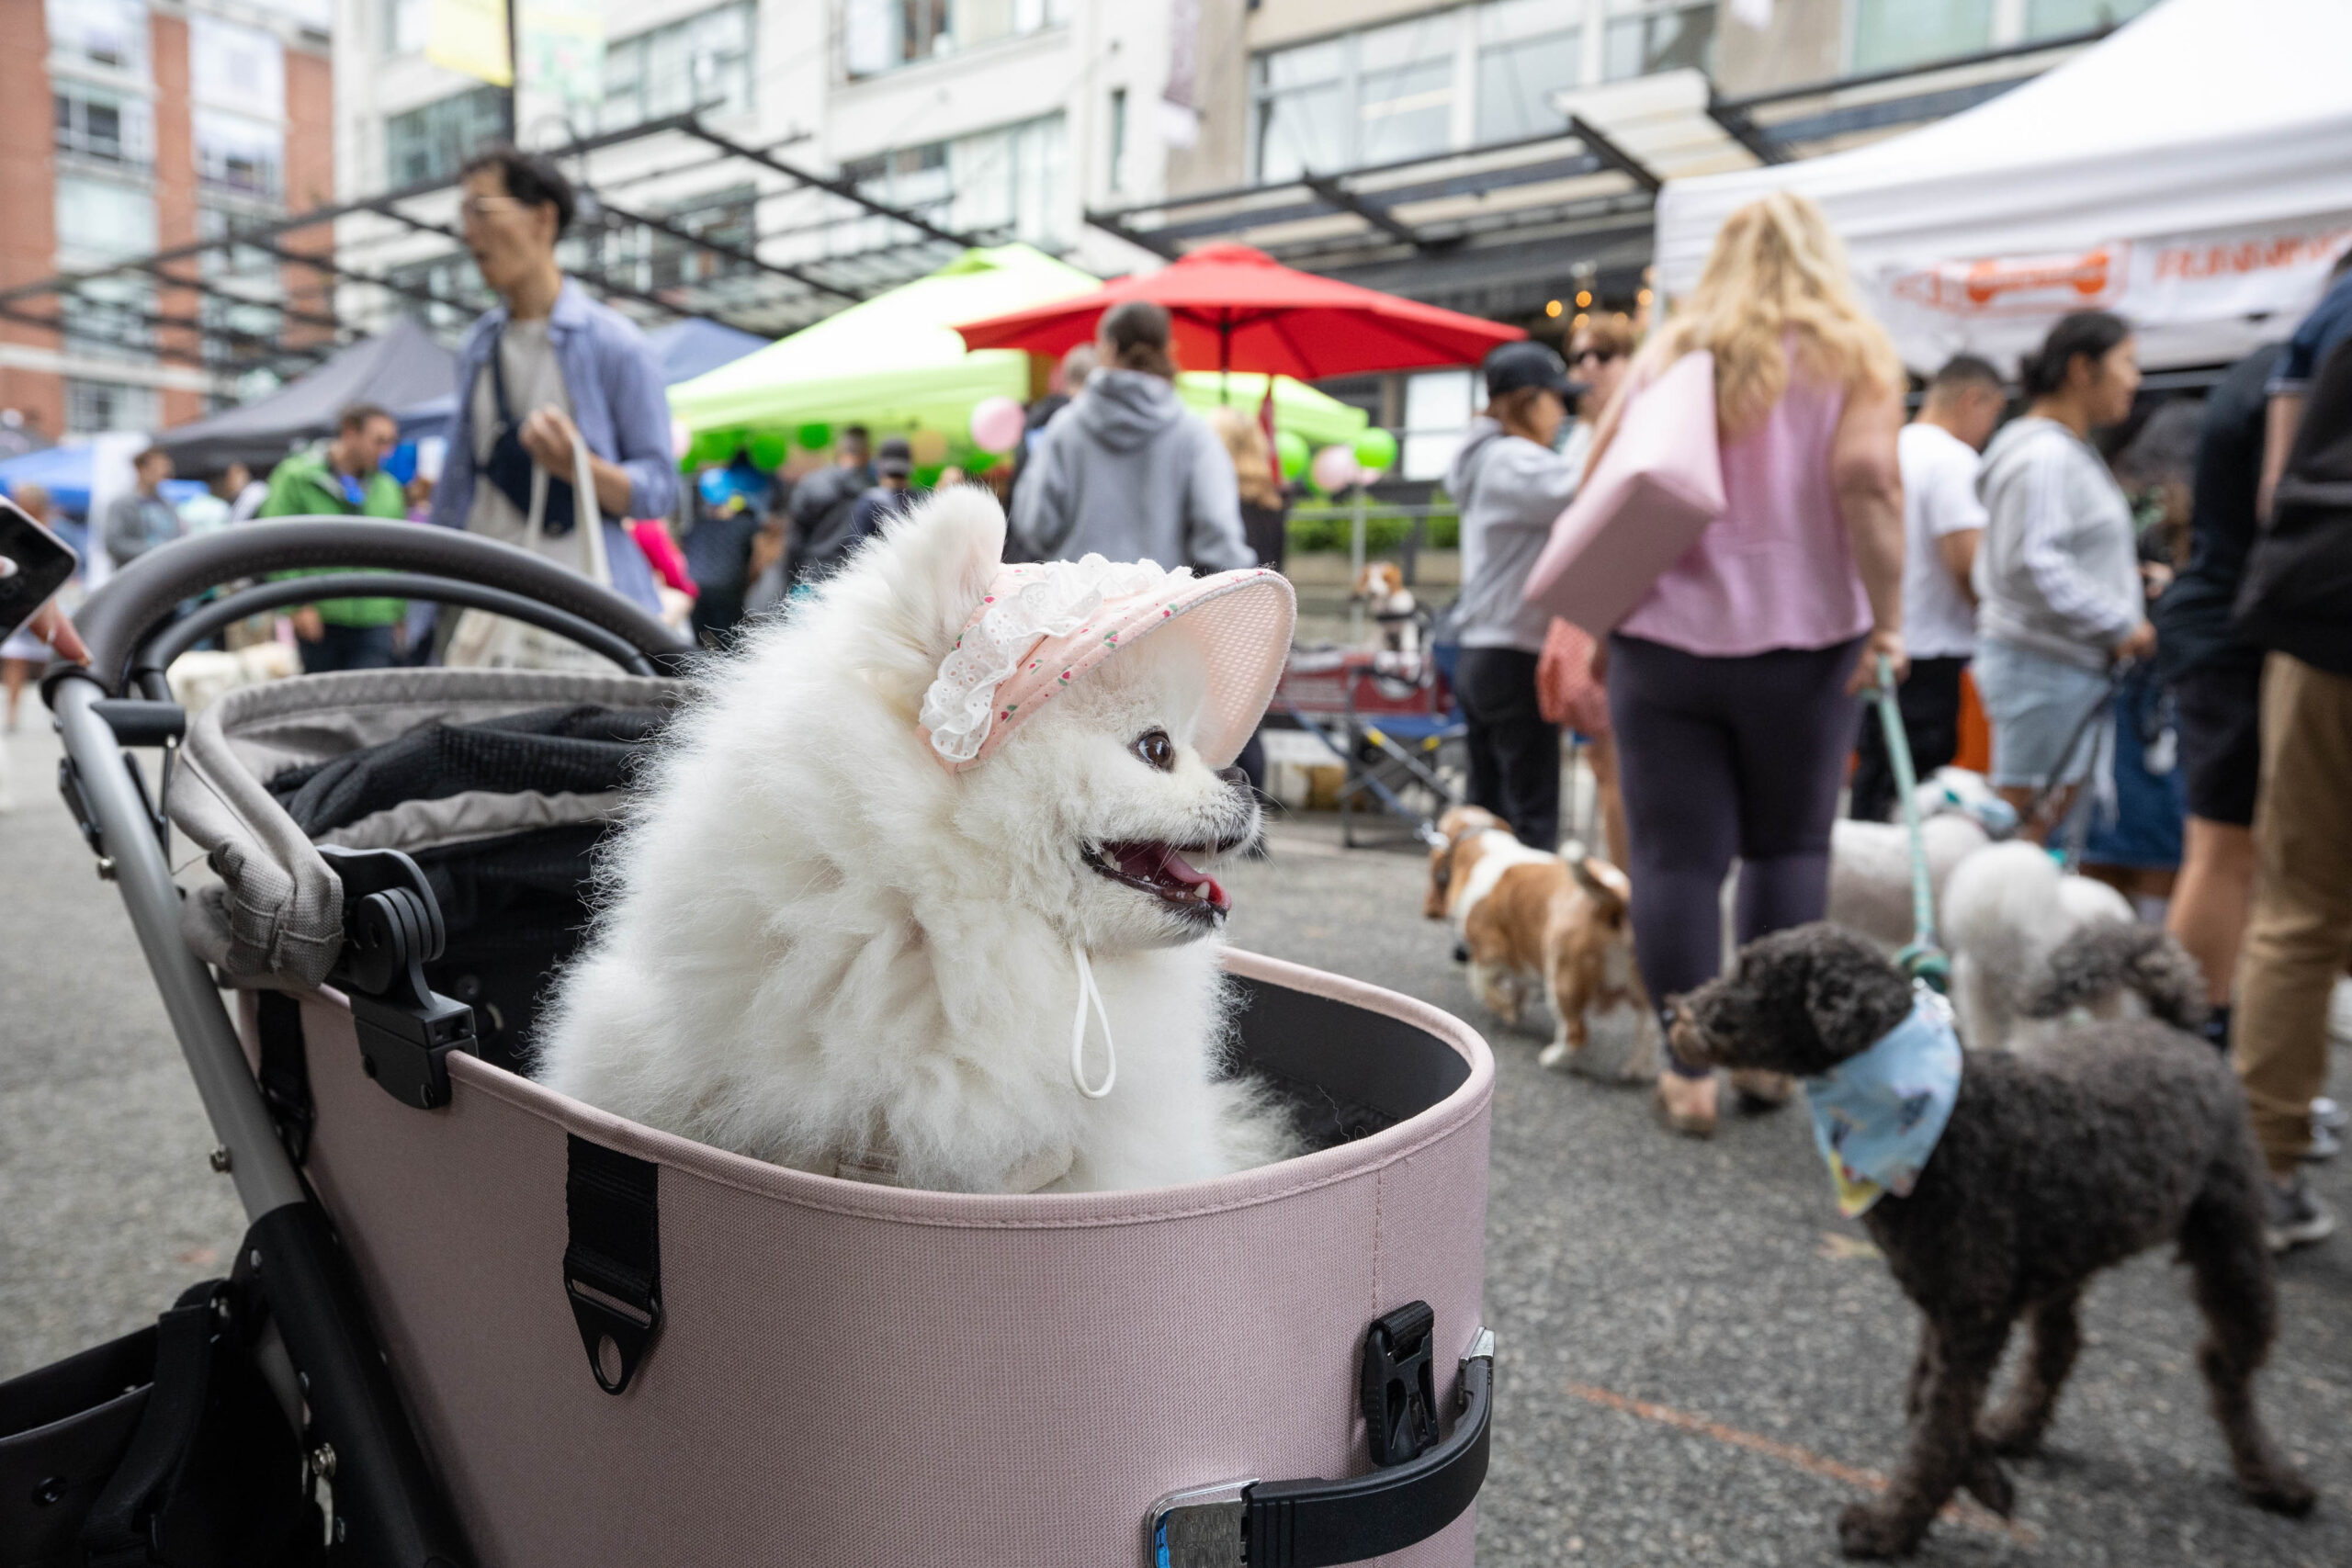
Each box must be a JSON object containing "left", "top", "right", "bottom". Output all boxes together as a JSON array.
[
  {"left": 1445, "top": 417, "right": 1579, "bottom": 653},
  {"left": 1973, "top": 415, "right": 2143, "bottom": 671},
  {"left": 1010, "top": 369, "right": 1254, "bottom": 571}
]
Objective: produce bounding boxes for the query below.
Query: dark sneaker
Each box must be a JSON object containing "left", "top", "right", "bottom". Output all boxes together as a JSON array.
[
  {"left": 2314, "top": 1096, "right": 2348, "bottom": 1133},
  {"left": 2266, "top": 1174, "right": 2336, "bottom": 1253},
  {"left": 2303, "top": 1121, "right": 2342, "bottom": 1164}
]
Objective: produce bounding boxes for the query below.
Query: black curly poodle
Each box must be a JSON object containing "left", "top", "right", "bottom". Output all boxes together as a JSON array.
[{"left": 1671, "top": 922, "right": 2314, "bottom": 1559}]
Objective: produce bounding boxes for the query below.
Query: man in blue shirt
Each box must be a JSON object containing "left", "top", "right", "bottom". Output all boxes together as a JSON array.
[{"left": 429, "top": 146, "right": 676, "bottom": 615}]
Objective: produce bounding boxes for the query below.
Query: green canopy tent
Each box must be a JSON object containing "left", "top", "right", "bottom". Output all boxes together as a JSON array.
[{"left": 667, "top": 244, "right": 1367, "bottom": 465}]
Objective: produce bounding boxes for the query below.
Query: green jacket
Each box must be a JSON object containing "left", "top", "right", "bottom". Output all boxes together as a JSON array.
[{"left": 261, "top": 445, "right": 410, "bottom": 626}]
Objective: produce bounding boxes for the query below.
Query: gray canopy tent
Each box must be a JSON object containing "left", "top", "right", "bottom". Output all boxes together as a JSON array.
[{"left": 157, "top": 316, "right": 457, "bottom": 476}]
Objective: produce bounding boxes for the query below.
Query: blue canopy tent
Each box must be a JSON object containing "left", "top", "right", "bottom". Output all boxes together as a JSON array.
[{"left": 0, "top": 444, "right": 97, "bottom": 514}]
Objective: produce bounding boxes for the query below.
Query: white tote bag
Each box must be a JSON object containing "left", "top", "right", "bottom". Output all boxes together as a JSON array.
[{"left": 445, "top": 426, "right": 616, "bottom": 672}]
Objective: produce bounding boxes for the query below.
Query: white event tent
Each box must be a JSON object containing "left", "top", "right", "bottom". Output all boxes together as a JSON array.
[{"left": 1653, "top": 0, "right": 2352, "bottom": 372}]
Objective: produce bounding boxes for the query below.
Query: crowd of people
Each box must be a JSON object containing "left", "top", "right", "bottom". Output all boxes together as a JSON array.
[{"left": 1443, "top": 193, "right": 2350, "bottom": 1245}]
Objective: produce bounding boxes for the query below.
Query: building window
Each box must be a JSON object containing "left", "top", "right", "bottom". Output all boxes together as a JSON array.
[
  {"left": 383, "top": 0, "right": 430, "bottom": 54},
  {"left": 195, "top": 109, "right": 284, "bottom": 201},
  {"left": 55, "top": 175, "right": 156, "bottom": 261},
  {"left": 2024, "top": 0, "right": 2159, "bottom": 40},
  {"left": 1476, "top": 0, "right": 1578, "bottom": 145},
  {"left": 1601, "top": 1, "right": 1716, "bottom": 83},
  {"left": 190, "top": 16, "right": 285, "bottom": 118},
  {"left": 65, "top": 378, "right": 160, "bottom": 436},
  {"left": 1849, "top": 0, "right": 1994, "bottom": 74},
  {"left": 842, "top": 0, "right": 1071, "bottom": 79},
  {"left": 54, "top": 85, "right": 153, "bottom": 169},
  {"left": 1107, "top": 86, "right": 1126, "bottom": 193},
  {"left": 47, "top": 0, "right": 148, "bottom": 79},
  {"left": 385, "top": 86, "right": 509, "bottom": 186},
  {"left": 61, "top": 277, "right": 154, "bottom": 365},
  {"left": 1354, "top": 14, "right": 1455, "bottom": 166},
  {"left": 1250, "top": 0, "right": 1607, "bottom": 185},
  {"left": 587, "top": 186, "right": 762, "bottom": 294},
  {"left": 384, "top": 254, "right": 492, "bottom": 333},
  {"left": 600, "top": 3, "right": 756, "bottom": 132},
  {"left": 841, "top": 113, "right": 1069, "bottom": 250}
]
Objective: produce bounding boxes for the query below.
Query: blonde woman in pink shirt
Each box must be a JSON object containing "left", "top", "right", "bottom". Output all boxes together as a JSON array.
[{"left": 1585, "top": 192, "right": 1907, "bottom": 1137}]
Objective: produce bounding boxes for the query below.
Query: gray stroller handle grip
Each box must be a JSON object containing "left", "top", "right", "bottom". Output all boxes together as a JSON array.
[{"left": 66, "top": 516, "right": 692, "bottom": 695}]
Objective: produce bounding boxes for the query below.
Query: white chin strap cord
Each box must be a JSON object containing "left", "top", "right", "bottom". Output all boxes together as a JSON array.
[{"left": 1068, "top": 942, "right": 1117, "bottom": 1099}]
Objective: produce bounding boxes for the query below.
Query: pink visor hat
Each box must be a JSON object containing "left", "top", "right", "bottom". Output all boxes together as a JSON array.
[{"left": 918, "top": 556, "right": 1296, "bottom": 772}]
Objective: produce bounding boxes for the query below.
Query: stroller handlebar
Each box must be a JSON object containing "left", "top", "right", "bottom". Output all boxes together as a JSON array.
[{"left": 64, "top": 516, "right": 693, "bottom": 695}]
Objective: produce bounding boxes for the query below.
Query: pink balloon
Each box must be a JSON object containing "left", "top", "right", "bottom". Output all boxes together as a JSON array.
[
  {"left": 1311, "top": 445, "right": 1362, "bottom": 494},
  {"left": 969, "top": 395, "right": 1027, "bottom": 454}
]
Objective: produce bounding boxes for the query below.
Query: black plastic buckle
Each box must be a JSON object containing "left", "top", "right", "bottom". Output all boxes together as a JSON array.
[
  {"left": 1360, "top": 1301, "right": 1439, "bottom": 1466},
  {"left": 562, "top": 1136, "right": 662, "bottom": 1395},
  {"left": 320, "top": 847, "right": 475, "bottom": 1110}
]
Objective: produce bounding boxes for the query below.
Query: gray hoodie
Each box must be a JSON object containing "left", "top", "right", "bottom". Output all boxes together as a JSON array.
[
  {"left": 1973, "top": 415, "right": 2143, "bottom": 671},
  {"left": 1010, "top": 368, "right": 1254, "bottom": 571},
  {"left": 1446, "top": 417, "right": 1579, "bottom": 653}
]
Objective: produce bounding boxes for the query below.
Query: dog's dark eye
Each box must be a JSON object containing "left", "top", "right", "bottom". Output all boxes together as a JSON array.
[{"left": 1132, "top": 728, "right": 1176, "bottom": 772}]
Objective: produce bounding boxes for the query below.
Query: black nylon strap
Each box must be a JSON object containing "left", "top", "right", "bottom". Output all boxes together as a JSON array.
[
  {"left": 255, "top": 990, "right": 314, "bottom": 1166},
  {"left": 562, "top": 1135, "right": 662, "bottom": 1394},
  {"left": 79, "top": 1283, "right": 223, "bottom": 1566}
]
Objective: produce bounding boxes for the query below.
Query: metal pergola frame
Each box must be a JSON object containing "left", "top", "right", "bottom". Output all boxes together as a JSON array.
[
  {"left": 1086, "top": 121, "right": 1664, "bottom": 273},
  {"left": 4, "top": 113, "right": 996, "bottom": 388}
]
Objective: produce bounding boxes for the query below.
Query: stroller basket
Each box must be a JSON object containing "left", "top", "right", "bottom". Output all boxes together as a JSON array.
[{"left": 45, "top": 521, "right": 1497, "bottom": 1567}]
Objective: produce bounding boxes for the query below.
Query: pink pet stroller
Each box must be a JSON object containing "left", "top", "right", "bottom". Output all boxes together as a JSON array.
[{"left": 6, "top": 521, "right": 1496, "bottom": 1567}]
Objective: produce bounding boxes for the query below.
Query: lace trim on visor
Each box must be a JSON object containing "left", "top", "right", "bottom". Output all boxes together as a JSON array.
[{"left": 919, "top": 556, "right": 1182, "bottom": 765}]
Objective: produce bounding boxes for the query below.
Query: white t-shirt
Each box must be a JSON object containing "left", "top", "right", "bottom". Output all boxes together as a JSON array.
[
  {"left": 1896, "top": 422, "right": 1987, "bottom": 660},
  {"left": 466, "top": 319, "right": 594, "bottom": 575}
]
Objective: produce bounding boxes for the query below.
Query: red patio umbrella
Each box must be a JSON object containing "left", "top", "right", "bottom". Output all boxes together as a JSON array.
[{"left": 951, "top": 243, "right": 1524, "bottom": 379}]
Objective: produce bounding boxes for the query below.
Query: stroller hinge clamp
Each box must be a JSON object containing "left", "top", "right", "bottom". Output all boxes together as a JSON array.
[{"left": 320, "top": 847, "right": 476, "bottom": 1111}]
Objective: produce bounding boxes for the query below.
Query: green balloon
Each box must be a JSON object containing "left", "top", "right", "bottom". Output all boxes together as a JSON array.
[
  {"left": 1274, "top": 429, "right": 1310, "bottom": 481},
  {"left": 689, "top": 430, "right": 737, "bottom": 468},
  {"left": 1352, "top": 426, "right": 1398, "bottom": 474},
  {"left": 796, "top": 422, "right": 833, "bottom": 451},
  {"left": 747, "top": 430, "right": 791, "bottom": 470}
]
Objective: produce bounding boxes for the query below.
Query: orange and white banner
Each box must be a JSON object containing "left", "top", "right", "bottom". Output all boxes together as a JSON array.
[{"left": 1871, "top": 217, "right": 2352, "bottom": 373}]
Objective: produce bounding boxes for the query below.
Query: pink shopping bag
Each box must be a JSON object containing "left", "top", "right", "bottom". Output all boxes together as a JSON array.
[{"left": 1522, "top": 349, "right": 1724, "bottom": 637}]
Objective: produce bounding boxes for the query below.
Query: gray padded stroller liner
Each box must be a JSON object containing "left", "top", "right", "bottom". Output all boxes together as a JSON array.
[{"left": 169, "top": 668, "right": 684, "bottom": 987}]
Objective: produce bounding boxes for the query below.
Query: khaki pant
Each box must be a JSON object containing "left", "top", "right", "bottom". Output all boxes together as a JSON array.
[{"left": 2233, "top": 653, "right": 2352, "bottom": 1174}]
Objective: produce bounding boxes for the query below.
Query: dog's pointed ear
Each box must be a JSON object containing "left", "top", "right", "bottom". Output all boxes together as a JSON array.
[{"left": 861, "top": 485, "right": 1006, "bottom": 658}]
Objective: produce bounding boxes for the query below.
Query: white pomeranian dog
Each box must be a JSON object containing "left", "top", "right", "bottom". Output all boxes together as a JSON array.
[{"left": 534, "top": 488, "right": 1304, "bottom": 1194}]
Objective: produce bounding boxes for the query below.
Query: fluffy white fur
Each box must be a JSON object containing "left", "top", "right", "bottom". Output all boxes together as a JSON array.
[
  {"left": 534, "top": 490, "right": 1299, "bottom": 1193},
  {"left": 1825, "top": 768, "right": 2007, "bottom": 950},
  {"left": 1939, "top": 840, "right": 2135, "bottom": 1053}
]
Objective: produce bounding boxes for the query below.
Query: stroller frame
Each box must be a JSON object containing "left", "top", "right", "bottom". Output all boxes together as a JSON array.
[{"left": 40, "top": 520, "right": 1495, "bottom": 1568}]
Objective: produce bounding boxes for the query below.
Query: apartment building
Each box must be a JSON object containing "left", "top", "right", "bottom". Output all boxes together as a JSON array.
[
  {"left": 327, "top": 0, "right": 1190, "bottom": 343},
  {"left": 0, "top": 0, "right": 337, "bottom": 438}
]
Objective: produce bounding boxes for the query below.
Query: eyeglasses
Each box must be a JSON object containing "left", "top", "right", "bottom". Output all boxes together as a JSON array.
[
  {"left": 458, "top": 195, "right": 528, "bottom": 228},
  {"left": 1570, "top": 347, "right": 1623, "bottom": 367}
]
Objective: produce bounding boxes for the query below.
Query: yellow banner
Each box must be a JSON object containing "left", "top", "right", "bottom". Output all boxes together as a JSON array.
[{"left": 427, "top": 0, "right": 513, "bottom": 88}]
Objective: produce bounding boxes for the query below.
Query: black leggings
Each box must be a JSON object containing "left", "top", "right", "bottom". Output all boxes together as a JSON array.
[
  {"left": 1454, "top": 646, "right": 1560, "bottom": 851},
  {"left": 1607, "top": 633, "right": 1863, "bottom": 1075}
]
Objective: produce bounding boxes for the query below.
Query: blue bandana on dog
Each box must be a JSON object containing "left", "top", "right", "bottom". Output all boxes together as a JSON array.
[{"left": 1802, "top": 988, "right": 1962, "bottom": 1217}]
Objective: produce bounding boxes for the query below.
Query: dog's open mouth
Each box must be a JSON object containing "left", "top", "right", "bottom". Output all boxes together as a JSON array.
[{"left": 1088, "top": 841, "right": 1231, "bottom": 920}]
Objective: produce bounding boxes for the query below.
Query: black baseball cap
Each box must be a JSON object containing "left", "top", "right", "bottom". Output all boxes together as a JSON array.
[
  {"left": 876, "top": 436, "right": 913, "bottom": 478},
  {"left": 1484, "top": 341, "right": 1580, "bottom": 401}
]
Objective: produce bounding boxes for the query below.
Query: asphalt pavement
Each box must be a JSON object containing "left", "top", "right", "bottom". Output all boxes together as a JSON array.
[{"left": 3, "top": 712, "right": 2346, "bottom": 1565}]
